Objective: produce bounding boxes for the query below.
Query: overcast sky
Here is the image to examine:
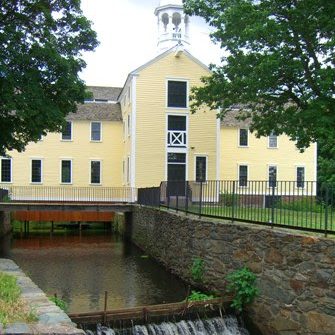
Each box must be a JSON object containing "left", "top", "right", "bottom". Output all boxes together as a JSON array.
[{"left": 80, "top": 0, "right": 221, "bottom": 88}]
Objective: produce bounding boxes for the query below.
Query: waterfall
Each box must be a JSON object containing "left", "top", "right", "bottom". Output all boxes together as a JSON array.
[{"left": 85, "top": 316, "right": 249, "bottom": 335}]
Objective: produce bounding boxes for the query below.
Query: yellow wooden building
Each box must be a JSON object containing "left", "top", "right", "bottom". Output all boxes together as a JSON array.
[{"left": 0, "top": 1, "right": 316, "bottom": 191}]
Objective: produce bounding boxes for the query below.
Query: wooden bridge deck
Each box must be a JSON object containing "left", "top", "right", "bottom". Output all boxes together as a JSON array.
[{"left": 0, "top": 202, "right": 133, "bottom": 213}]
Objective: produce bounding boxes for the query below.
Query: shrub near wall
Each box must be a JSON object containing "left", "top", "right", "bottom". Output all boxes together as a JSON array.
[{"left": 131, "top": 206, "right": 335, "bottom": 335}]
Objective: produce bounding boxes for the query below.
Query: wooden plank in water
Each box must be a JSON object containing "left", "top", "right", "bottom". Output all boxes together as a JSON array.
[{"left": 69, "top": 298, "right": 232, "bottom": 324}]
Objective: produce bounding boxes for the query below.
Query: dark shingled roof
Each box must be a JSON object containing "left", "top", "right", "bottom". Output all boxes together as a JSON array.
[
  {"left": 67, "top": 103, "right": 122, "bottom": 121},
  {"left": 87, "top": 86, "right": 123, "bottom": 101},
  {"left": 221, "top": 108, "right": 251, "bottom": 128}
]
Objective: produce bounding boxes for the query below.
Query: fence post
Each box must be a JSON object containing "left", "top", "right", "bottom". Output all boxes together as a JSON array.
[
  {"left": 199, "top": 181, "right": 203, "bottom": 218},
  {"left": 167, "top": 184, "right": 170, "bottom": 210},
  {"left": 271, "top": 184, "right": 275, "bottom": 228},
  {"left": 325, "top": 185, "right": 329, "bottom": 237},
  {"left": 176, "top": 194, "right": 179, "bottom": 213},
  {"left": 231, "top": 181, "right": 236, "bottom": 222},
  {"left": 185, "top": 182, "right": 189, "bottom": 215}
]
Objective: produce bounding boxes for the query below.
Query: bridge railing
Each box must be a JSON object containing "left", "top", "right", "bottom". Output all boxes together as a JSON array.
[
  {"left": 0, "top": 186, "right": 137, "bottom": 203},
  {"left": 138, "top": 180, "right": 335, "bottom": 236}
]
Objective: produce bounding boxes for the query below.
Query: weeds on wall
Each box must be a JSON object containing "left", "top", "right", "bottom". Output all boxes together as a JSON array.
[
  {"left": 187, "top": 290, "right": 215, "bottom": 302},
  {"left": 0, "top": 272, "right": 37, "bottom": 326},
  {"left": 49, "top": 294, "right": 68, "bottom": 313},
  {"left": 226, "top": 267, "right": 258, "bottom": 312},
  {"left": 190, "top": 258, "right": 205, "bottom": 283}
]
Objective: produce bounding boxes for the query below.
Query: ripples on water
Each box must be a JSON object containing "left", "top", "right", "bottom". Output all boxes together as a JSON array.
[
  {"left": 6, "top": 232, "right": 187, "bottom": 313},
  {"left": 85, "top": 316, "right": 249, "bottom": 335}
]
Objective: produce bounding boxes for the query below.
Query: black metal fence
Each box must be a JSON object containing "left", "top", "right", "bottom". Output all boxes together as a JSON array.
[
  {"left": 138, "top": 187, "right": 160, "bottom": 207},
  {"left": 0, "top": 188, "right": 9, "bottom": 201},
  {"left": 0, "top": 186, "right": 136, "bottom": 203},
  {"left": 138, "top": 181, "right": 335, "bottom": 236}
]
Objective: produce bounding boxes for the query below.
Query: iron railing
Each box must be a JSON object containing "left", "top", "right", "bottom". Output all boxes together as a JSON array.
[
  {"left": 139, "top": 180, "right": 335, "bottom": 236},
  {"left": 0, "top": 186, "right": 137, "bottom": 203}
]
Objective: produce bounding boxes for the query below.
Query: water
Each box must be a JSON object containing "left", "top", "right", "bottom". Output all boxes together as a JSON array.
[
  {"left": 2, "top": 231, "right": 188, "bottom": 313},
  {"left": 86, "top": 316, "right": 249, "bottom": 335}
]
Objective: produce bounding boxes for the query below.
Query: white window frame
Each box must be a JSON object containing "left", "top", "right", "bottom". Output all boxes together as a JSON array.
[
  {"left": 194, "top": 155, "right": 208, "bottom": 182},
  {"left": 127, "top": 156, "right": 131, "bottom": 185},
  {"left": 90, "top": 160, "right": 102, "bottom": 185},
  {"left": 166, "top": 113, "right": 188, "bottom": 148},
  {"left": 0, "top": 157, "right": 12, "bottom": 183},
  {"left": 268, "top": 132, "right": 278, "bottom": 149},
  {"left": 296, "top": 165, "right": 305, "bottom": 189},
  {"left": 238, "top": 164, "right": 249, "bottom": 188},
  {"left": 166, "top": 78, "right": 189, "bottom": 109},
  {"left": 90, "top": 121, "right": 102, "bottom": 142},
  {"left": 268, "top": 164, "right": 278, "bottom": 188},
  {"left": 30, "top": 158, "right": 43, "bottom": 184},
  {"left": 122, "top": 159, "right": 126, "bottom": 185},
  {"left": 60, "top": 159, "right": 73, "bottom": 184},
  {"left": 127, "top": 114, "right": 131, "bottom": 137},
  {"left": 61, "top": 121, "right": 73, "bottom": 141},
  {"left": 238, "top": 128, "right": 249, "bottom": 147}
]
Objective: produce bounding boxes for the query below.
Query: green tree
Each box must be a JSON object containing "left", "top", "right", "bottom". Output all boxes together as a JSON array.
[
  {"left": 183, "top": 0, "right": 335, "bottom": 154},
  {"left": 0, "top": 0, "right": 98, "bottom": 155}
]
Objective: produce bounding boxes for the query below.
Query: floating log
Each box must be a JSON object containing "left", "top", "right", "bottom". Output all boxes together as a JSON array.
[{"left": 69, "top": 297, "right": 232, "bottom": 325}]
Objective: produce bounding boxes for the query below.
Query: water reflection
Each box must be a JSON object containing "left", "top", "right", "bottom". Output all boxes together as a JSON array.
[{"left": 3, "top": 231, "right": 187, "bottom": 313}]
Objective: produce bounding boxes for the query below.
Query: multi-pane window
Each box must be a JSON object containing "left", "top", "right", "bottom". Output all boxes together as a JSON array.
[
  {"left": 1, "top": 158, "right": 12, "bottom": 183},
  {"left": 268, "top": 132, "right": 278, "bottom": 148},
  {"left": 239, "top": 129, "right": 248, "bottom": 147},
  {"left": 268, "top": 165, "right": 277, "bottom": 188},
  {"left": 31, "top": 160, "right": 42, "bottom": 183},
  {"left": 61, "top": 160, "right": 72, "bottom": 184},
  {"left": 91, "top": 122, "right": 101, "bottom": 141},
  {"left": 297, "top": 167, "right": 305, "bottom": 188},
  {"left": 62, "top": 121, "right": 72, "bottom": 140},
  {"left": 167, "top": 153, "right": 186, "bottom": 181},
  {"left": 127, "top": 156, "right": 131, "bottom": 184},
  {"left": 127, "top": 115, "right": 131, "bottom": 137},
  {"left": 239, "top": 165, "right": 248, "bottom": 187},
  {"left": 168, "top": 115, "right": 187, "bottom": 147},
  {"left": 91, "top": 161, "right": 101, "bottom": 184},
  {"left": 167, "top": 80, "right": 187, "bottom": 108},
  {"left": 195, "top": 156, "right": 207, "bottom": 182}
]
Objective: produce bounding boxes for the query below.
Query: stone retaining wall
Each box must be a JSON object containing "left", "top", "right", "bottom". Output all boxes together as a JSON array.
[
  {"left": 0, "top": 211, "right": 12, "bottom": 237},
  {"left": 0, "top": 259, "right": 83, "bottom": 335},
  {"left": 131, "top": 206, "right": 335, "bottom": 335}
]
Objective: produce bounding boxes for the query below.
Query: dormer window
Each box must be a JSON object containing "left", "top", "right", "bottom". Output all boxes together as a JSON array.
[{"left": 167, "top": 80, "right": 187, "bottom": 108}]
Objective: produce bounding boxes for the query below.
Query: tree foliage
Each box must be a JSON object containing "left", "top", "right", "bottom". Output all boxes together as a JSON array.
[
  {"left": 183, "top": 0, "right": 335, "bottom": 153},
  {"left": 0, "top": 0, "right": 98, "bottom": 155}
]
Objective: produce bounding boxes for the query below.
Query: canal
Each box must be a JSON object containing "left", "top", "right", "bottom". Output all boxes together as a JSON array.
[{"left": 0, "top": 228, "right": 187, "bottom": 313}]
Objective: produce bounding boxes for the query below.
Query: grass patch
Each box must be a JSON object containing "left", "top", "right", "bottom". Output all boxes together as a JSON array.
[
  {"left": 186, "top": 205, "right": 335, "bottom": 233},
  {"left": 0, "top": 272, "right": 37, "bottom": 326}
]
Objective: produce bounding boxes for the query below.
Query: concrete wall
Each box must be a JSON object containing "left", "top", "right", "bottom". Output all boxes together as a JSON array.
[
  {"left": 131, "top": 206, "right": 335, "bottom": 335},
  {"left": 0, "top": 211, "right": 12, "bottom": 237}
]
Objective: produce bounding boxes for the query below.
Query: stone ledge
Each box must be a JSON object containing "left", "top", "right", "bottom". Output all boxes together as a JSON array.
[{"left": 0, "top": 259, "right": 84, "bottom": 335}]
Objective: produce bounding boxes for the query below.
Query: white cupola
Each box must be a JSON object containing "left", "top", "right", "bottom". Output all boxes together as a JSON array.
[{"left": 154, "top": 0, "right": 190, "bottom": 53}]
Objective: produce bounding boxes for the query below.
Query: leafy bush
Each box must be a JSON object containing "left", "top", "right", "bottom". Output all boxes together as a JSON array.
[
  {"left": 49, "top": 295, "right": 68, "bottom": 312},
  {"left": 190, "top": 258, "right": 204, "bottom": 282},
  {"left": 277, "top": 197, "right": 324, "bottom": 213},
  {"left": 219, "top": 191, "right": 239, "bottom": 207},
  {"left": 226, "top": 267, "right": 258, "bottom": 312},
  {"left": 187, "top": 290, "right": 215, "bottom": 302}
]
